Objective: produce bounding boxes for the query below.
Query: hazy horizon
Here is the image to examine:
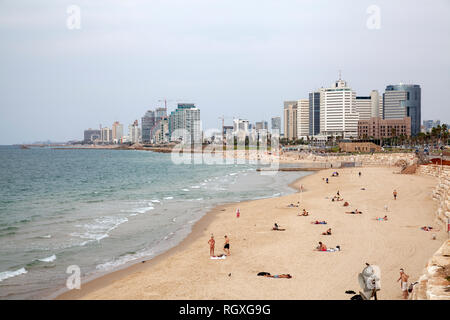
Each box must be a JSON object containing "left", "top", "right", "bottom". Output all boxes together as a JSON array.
[{"left": 1, "top": 0, "right": 449, "bottom": 145}]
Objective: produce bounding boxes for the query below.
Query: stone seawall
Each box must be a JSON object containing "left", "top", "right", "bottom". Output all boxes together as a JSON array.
[{"left": 410, "top": 165, "right": 450, "bottom": 300}]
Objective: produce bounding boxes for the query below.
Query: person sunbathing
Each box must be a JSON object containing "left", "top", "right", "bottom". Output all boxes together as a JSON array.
[
  {"left": 375, "top": 215, "right": 388, "bottom": 221},
  {"left": 421, "top": 226, "right": 433, "bottom": 231},
  {"left": 343, "top": 201, "right": 349, "bottom": 207},
  {"left": 346, "top": 209, "right": 362, "bottom": 214},
  {"left": 311, "top": 220, "right": 327, "bottom": 224},
  {"left": 257, "top": 272, "right": 292, "bottom": 279},
  {"left": 322, "top": 228, "right": 332, "bottom": 235},
  {"left": 316, "top": 241, "right": 327, "bottom": 251}
]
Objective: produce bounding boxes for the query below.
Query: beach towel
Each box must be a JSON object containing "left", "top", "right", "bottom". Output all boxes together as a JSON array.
[{"left": 210, "top": 255, "right": 226, "bottom": 260}]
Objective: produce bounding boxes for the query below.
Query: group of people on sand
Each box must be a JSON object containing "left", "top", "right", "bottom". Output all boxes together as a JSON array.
[{"left": 208, "top": 234, "right": 230, "bottom": 257}]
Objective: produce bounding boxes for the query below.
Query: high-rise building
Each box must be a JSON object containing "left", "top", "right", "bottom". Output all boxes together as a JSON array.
[
  {"left": 255, "top": 121, "right": 268, "bottom": 131},
  {"left": 83, "top": 129, "right": 101, "bottom": 143},
  {"left": 383, "top": 84, "right": 421, "bottom": 136},
  {"left": 283, "top": 101, "right": 298, "bottom": 140},
  {"left": 101, "top": 127, "right": 112, "bottom": 143},
  {"left": 128, "top": 120, "right": 141, "bottom": 144},
  {"left": 320, "top": 79, "right": 359, "bottom": 138},
  {"left": 271, "top": 117, "right": 281, "bottom": 133},
  {"left": 423, "top": 120, "right": 440, "bottom": 133},
  {"left": 141, "top": 110, "right": 156, "bottom": 143},
  {"left": 111, "top": 121, "right": 124, "bottom": 144},
  {"left": 169, "top": 103, "right": 201, "bottom": 144},
  {"left": 297, "top": 99, "right": 309, "bottom": 138},
  {"left": 233, "top": 119, "right": 250, "bottom": 135},
  {"left": 309, "top": 91, "right": 320, "bottom": 136}
]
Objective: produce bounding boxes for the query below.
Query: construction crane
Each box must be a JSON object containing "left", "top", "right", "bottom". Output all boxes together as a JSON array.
[{"left": 218, "top": 115, "right": 235, "bottom": 142}]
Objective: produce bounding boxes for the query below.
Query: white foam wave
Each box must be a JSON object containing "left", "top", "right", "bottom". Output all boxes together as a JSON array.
[
  {"left": 72, "top": 216, "right": 128, "bottom": 245},
  {"left": 0, "top": 268, "right": 27, "bottom": 282},
  {"left": 190, "top": 186, "right": 200, "bottom": 189},
  {"left": 150, "top": 200, "right": 160, "bottom": 203},
  {"left": 182, "top": 188, "right": 190, "bottom": 191},
  {"left": 38, "top": 254, "right": 56, "bottom": 262},
  {"left": 164, "top": 196, "right": 173, "bottom": 200}
]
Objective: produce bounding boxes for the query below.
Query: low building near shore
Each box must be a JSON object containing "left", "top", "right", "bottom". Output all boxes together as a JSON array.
[{"left": 339, "top": 142, "right": 382, "bottom": 153}]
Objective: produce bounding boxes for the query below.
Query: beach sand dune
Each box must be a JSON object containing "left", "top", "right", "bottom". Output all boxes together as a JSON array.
[{"left": 58, "top": 167, "right": 445, "bottom": 300}]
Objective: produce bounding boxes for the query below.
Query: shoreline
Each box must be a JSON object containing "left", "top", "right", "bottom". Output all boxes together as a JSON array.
[
  {"left": 56, "top": 166, "right": 445, "bottom": 300},
  {"left": 54, "top": 173, "right": 309, "bottom": 300}
]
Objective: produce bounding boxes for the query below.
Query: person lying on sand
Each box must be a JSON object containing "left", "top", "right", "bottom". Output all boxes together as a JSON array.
[
  {"left": 421, "top": 226, "right": 433, "bottom": 231},
  {"left": 287, "top": 203, "right": 299, "bottom": 208},
  {"left": 346, "top": 209, "right": 362, "bottom": 214},
  {"left": 343, "top": 201, "right": 349, "bottom": 207},
  {"left": 322, "top": 228, "right": 332, "bottom": 235},
  {"left": 332, "top": 196, "right": 343, "bottom": 202},
  {"left": 375, "top": 215, "right": 388, "bottom": 221},
  {"left": 257, "top": 272, "right": 292, "bottom": 279},
  {"left": 311, "top": 220, "right": 327, "bottom": 224}
]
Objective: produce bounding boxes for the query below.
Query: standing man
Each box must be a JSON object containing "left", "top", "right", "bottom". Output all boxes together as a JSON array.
[
  {"left": 393, "top": 189, "right": 398, "bottom": 200},
  {"left": 397, "top": 268, "right": 409, "bottom": 299},
  {"left": 208, "top": 235, "right": 215, "bottom": 257},
  {"left": 236, "top": 208, "right": 240, "bottom": 218},
  {"left": 223, "top": 235, "right": 230, "bottom": 255}
]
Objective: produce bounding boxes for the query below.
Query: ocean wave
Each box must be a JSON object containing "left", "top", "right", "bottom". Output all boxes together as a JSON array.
[
  {"left": 181, "top": 188, "right": 190, "bottom": 191},
  {"left": 95, "top": 249, "right": 155, "bottom": 272},
  {"left": 38, "top": 254, "right": 56, "bottom": 262},
  {"left": 71, "top": 216, "right": 129, "bottom": 245},
  {"left": 150, "top": 200, "right": 160, "bottom": 203},
  {"left": 163, "top": 196, "right": 173, "bottom": 200},
  {"left": 0, "top": 268, "right": 27, "bottom": 282},
  {"left": 39, "top": 234, "right": 52, "bottom": 239},
  {"left": 190, "top": 186, "right": 200, "bottom": 189}
]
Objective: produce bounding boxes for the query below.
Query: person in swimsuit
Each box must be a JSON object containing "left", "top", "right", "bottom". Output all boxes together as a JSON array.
[
  {"left": 208, "top": 235, "right": 215, "bottom": 256},
  {"left": 393, "top": 190, "right": 398, "bottom": 200},
  {"left": 236, "top": 208, "right": 240, "bottom": 218},
  {"left": 316, "top": 242, "right": 327, "bottom": 251},
  {"left": 397, "top": 268, "right": 409, "bottom": 299},
  {"left": 262, "top": 273, "right": 292, "bottom": 279},
  {"left": 322, "top": 228, "right": 332, "bottom": 235},
  {"left": 223, "top": 235, "right": 230, "bottom": 255}
]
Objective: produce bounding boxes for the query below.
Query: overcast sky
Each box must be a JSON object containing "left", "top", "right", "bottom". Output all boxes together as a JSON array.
[{"left": 0, "top": 0, "right": 449, "bottom": 144}]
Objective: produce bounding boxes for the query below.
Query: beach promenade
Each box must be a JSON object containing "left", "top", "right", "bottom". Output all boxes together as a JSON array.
[{"left": 58, "top": 166, "right": 445, "bottom": 300}]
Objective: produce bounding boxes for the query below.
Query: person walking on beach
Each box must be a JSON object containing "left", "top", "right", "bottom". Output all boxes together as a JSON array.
[
  {"left": 393, "top": 189, "right": 398, "bottom": 200},
  {"left": 326, "top": 178, "right": 329, "bottom": 184},
  {"left": 236, "top": 208, "right": 240, "bottom": 218},
  {"left": 397, "top": 268, "right": 409, "bottom": 299},
  {"left": 358, "top": 171, "right": 361, "bottom": 177},
  {"left": 224, "top": 235, "right": 230, "bottom": 255},
  {"left": 208, "top": 235, "right": 215, "bottom": 256}
]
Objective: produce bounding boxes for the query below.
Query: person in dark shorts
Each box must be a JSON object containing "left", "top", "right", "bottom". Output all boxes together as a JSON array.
[{"left": 224, "top": 235, "right": 230, "bottom": 255}]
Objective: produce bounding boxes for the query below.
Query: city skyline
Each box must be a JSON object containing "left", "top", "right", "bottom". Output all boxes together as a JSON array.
[{"left": 1, "top": 0, "right": 450, "bottom": 144}]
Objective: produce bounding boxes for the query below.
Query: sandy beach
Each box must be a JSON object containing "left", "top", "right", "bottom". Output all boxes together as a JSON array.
[{"left": 57, "top": 166, "right": 445, "bottom": 300}]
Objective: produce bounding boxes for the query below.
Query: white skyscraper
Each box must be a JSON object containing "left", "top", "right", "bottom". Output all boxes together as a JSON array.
[
  {"left": 297, "top": 99, "right": 309, "bottom": 138},
  {"left": 128, "top": 120, "right": 141, "bottom": 144},
  {"left": 320, "top": 78, "right": 359, "bottom": 138},
  {"left": 356, "top": 90, "right": 383, "bottom": 121}
]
